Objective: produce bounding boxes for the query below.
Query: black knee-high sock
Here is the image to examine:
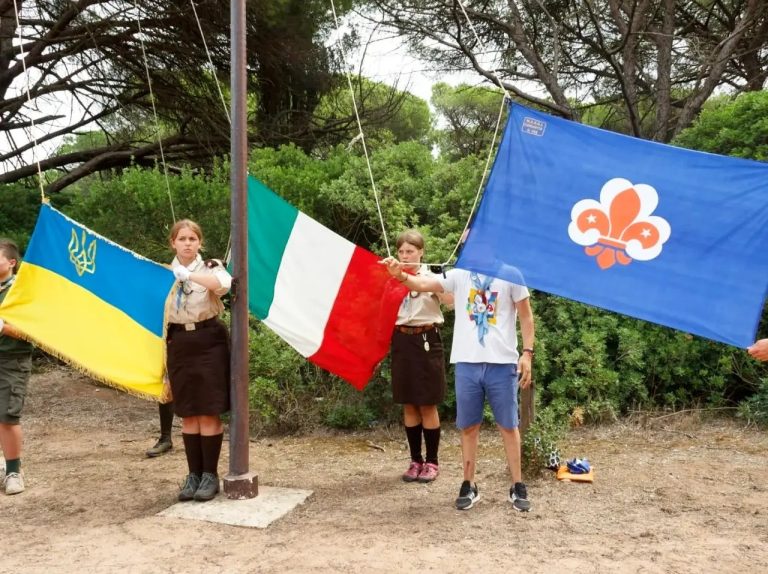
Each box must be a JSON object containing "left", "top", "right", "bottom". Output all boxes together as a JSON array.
[
  {"left": 405, "top": 424, "right": 424, "bottom": 463},
  {"left": 159, "top": 402, "right": 174, "bottom": 440},
  {"left": 182, "top": 433, "right": 203, "bottom": 475},
  {"left": 200, "top": 433, "right": 224, "bottom": 475},
  {"left": 423, "top": 427, "right": 441, "bottom": 465}
]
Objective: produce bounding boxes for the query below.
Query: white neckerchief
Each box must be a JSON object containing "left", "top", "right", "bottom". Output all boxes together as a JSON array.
[{"left": 172, "top": 254, "right": 204, "bottom": 310}]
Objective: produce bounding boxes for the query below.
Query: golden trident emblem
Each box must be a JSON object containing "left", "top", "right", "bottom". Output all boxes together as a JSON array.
[{"left": 68, "top": 228, "right": 97, "bottom": 276}]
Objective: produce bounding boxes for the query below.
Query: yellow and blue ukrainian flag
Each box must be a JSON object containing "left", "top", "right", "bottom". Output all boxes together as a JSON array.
[{"left": 0, "top": 204, "right": 175, "bottom": 399}]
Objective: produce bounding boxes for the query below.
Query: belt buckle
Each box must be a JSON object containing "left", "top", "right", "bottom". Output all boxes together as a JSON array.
[{"left": 184, "top": 323, "right": 196, "bottom": 331}]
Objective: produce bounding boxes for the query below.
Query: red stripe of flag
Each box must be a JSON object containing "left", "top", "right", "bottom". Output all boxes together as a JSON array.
[{"left": 308, "top": 247, "right": 407, "bottom": 389}]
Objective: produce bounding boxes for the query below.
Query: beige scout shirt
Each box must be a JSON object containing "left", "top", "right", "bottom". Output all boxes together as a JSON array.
[
  {"left": 166, "top": 255, "right": 232, "bottom": 324},
  {"left": 395, "top": 266, "right": 444, "bottom": 327}
]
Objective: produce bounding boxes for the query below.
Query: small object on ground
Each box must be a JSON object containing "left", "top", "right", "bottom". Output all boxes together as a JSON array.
[
  {"left": 556, "top": 463, "right": 594, "bottom": 483},
  {"left": 365, "top": 440, "right": 385, "bottom": 452},
  {"left": 566, "top": 457, "right": 591, "bottom": 474}
]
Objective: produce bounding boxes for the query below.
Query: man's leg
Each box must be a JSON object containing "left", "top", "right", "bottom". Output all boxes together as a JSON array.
[
  {"left": 454, "top": 363, "right": 484, "bottom": 509},
  {"left": 484, "top": 363, "right": 521, "bottom": 479},
  {"left": 485, "top": 363, "right": 531, "bottom": 511},
  {"left": 455, "top": 363, "right": 485, "bottom": 480},
  {"left": 499, "top": 425, "right": 522, "bottom": 483},
  {"left": 460, "top": 423, "right": 481, "bottom": 481}
]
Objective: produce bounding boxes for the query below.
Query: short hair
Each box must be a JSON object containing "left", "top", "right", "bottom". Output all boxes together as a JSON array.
[
  {"left": 396, "top": 229, "right": 425, "bottom": 250},
  {"left": 0, "top": 238, "right": 21, "bottom": 274},
  {"left": 169, "top": 219, "right": 204, "bottom": 245}
]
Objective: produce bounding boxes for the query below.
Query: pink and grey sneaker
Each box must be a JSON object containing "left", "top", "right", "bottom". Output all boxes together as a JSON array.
[
  {"left": 402, "top": 461, "right": 423, "bottom": 482},
  {"left": 418, "top": 462, "right": 439, "bottom": 483}
]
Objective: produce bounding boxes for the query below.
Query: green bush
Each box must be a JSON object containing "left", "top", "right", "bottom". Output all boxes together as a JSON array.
[
  {"left": 323, "top": 401, "right": 375, "bottom": 430},
  {"left": 521, "top": 405, "right": 568, "bottom": 474},
  {"left": 247, "top": 322, "right": 328, "bottom": 433},
  {"left": 737, "top": 377, "right": 768, "bottom": 427},
  {"left": 65, "top": 164, "right": 230, "bottom": 262},
  {"left": 0, "top": 183, "right": 70, "bottom": 250}
]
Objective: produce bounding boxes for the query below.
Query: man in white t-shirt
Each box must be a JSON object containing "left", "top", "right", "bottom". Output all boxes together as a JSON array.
[{"left": 382, "top": 257, "right": 535, "bottom": 512}]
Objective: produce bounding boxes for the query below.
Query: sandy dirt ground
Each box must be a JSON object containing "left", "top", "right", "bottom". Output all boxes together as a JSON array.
[{"left": 3, "top": 366, "right": 768, "bottom": 573}]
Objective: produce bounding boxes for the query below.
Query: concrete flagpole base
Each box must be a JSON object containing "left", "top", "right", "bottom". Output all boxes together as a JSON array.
[{"left": 158, "top": 486, "right": 313, "bottom": 528}]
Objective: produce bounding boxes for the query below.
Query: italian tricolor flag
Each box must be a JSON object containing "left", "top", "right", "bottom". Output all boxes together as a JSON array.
[{"left": 248, "top": 176, "right": 406, "bottom": 389}]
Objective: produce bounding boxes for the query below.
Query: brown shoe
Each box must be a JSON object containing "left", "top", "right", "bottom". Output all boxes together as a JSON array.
[{"left": 146, "top": 438, "right": 173, "bottom": 457}]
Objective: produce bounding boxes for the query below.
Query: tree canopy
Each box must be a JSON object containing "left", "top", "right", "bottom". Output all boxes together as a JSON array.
[
  {"left": 673, "top": 90, "right": 768, "bottom": 160},
  {"left": 0, "top": 0, "right": 410, "bottom": 190},
  {"left": 365, "top": 0, "right": 768, "bottom": 140},
  {"left": 430, "top": 82, "right": 507, "bottom": 159}
]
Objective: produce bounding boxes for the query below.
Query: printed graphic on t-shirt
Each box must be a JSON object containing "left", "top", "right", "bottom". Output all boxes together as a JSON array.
[{"left": 467, "top": 287, "right": 498, "bottom": 326}]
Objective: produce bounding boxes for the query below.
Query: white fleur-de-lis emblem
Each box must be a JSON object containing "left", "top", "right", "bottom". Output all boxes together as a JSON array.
[{"left": 567, "top": 178, "right": 671, "bottom": 270}]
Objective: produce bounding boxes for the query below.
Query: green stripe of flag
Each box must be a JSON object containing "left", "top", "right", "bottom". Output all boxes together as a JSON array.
[{"left": 247, "top": 176, "right": 299, "bottom": 319}]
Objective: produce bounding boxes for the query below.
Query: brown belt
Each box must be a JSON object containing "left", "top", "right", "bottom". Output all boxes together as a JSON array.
[
  {"left": 395, "top": 323, "right": 438, "bottom": 335},
  {"left": 167, "top": 316, "right": 219, "bottom": 334}
]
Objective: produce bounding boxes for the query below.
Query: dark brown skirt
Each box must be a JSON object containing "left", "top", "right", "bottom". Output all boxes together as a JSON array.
[
  {"left": 166, "top": 319, "right": 230, "bottom": 417},
  {"left": 391, "top": 327, "right": 446, "bottom": 405}
]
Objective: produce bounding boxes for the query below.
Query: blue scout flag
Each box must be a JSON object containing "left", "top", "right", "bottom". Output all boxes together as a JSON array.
[
  {"left": 457, "top": 103, "right": 768, "bottom": 347},
  {"left": 0, "top": 204, "right": 176, "bottom": 398}
]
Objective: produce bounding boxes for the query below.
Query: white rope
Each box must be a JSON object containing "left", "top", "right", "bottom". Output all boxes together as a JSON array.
[
  {"left": 328, "top": 0, "right": 391, "bottom": 256},
  {"left": 133, "top": 1, "right": 176, "bottom": 222},
  {"left": 383, "top": 93, "right": 507, "bottom": 271},
  {"left": 188, "top": 0, "right": 232, "bottom": 264},
  {"left": 11, "top": 0, "right": 46, "bottom": 202},
  {"left": 441, "top": 93, "right": 508, "bottom": 267},
  {"left": 455, "top": 0, "right": 512, "bottom": 99},
  {"left": 436, "top": 0, "right": 514, "bottom": 266},
  {"left": 189, "top": 0, "right": 231, "bottom": 125}
]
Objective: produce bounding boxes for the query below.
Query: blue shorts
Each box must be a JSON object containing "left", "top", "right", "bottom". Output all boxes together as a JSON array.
[{"left": 455, "top": 363, "right": 519, "bottom": 430}]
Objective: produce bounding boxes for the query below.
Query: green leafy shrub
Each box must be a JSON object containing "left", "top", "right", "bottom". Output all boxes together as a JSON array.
[
  {"left": 66, "top": 164, "right": 230, "bottom": 262},
  {"left": 522, "top": 405, "right": 568, "bottom": 474},
  {"left": 737, "top": 377, "right": 768, "bottom": 427}
]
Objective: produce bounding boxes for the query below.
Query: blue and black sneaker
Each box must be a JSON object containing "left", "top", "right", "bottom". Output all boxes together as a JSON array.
[
  {"left": 455, "top": 480, "right": 480, "bottom": 510},
  {"left": 509, "top": 482, "right": 531, "bottom": 512}
]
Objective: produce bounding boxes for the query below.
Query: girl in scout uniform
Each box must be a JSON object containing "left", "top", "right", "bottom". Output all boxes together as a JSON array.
[
  {"left": 166, "top": 220, "right": 231, "bottom": 502},
  {"left": 391, "top": 230, "right": 447, "bottom": 484}
]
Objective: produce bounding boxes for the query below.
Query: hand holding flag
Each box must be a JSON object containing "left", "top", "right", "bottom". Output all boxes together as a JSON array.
[
  {"left": 173, "top": 266, "right": 191, "bottom": 282},
  {"left": 748, "top": 339, "right": 768, "bottom": 361},
  {"left": 379, "top": 256, "right": 406, "bottom": 280}
]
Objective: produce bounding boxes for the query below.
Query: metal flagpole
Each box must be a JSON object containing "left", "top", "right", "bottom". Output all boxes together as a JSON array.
[{"left": 223, "top": 0, "right": 257, "bottom": 499}]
